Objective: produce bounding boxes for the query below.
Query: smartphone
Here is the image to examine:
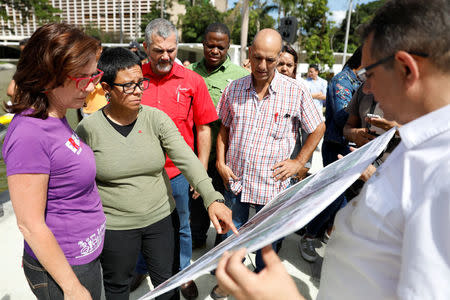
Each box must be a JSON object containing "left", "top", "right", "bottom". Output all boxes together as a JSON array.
[
  {"left": 366, "top": 113, "right": 381, "bottom": 119},
  {"left": 367, "top": 113, "right": 385, "bottom": 135}
]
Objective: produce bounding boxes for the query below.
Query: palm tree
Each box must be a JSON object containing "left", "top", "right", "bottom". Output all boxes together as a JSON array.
[{"left": 251, "top": 0, "right": 277, "bottom": 32}]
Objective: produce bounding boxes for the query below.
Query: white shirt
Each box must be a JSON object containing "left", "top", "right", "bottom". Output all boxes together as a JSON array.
[{"left": 318, "top": 104, "right": 450, "bottom": 300}]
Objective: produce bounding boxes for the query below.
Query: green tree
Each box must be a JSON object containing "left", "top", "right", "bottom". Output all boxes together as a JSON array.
[
  {"left": 0, "top": 0, "right": 60, "bottom": 33},
  {"left": 332, "top": 0, "right": 385, "bottom": 52},
  {"left": 83, "top": 23, "right": 123, "bottom": 43},
  {"left": 179, "top": 3, "right": 223, "bottom": 43},
  {"left": 275, "top": 0, "right": 298, "bottom": 21},
  {"left": 271, "top": 0, "right": 335, "bottom": 68},
  {"left": 296, "top": 0, "right": 335, "bottom": 68},
  {"left": 251, "top": 0, "right": 277, "bottom": 32},
  {"left": 223, "top": 1, "right": 275, "bottom": 45}
]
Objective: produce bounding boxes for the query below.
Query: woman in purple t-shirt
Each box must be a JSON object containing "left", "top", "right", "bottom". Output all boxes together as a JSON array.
[{"left": 2, "top": 23, "right": 106, "bottom": 299}]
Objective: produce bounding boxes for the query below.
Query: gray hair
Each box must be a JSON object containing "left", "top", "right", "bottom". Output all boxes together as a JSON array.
[
  {"left": 145, "top": 18, "right": 178, "bottom": 45},
  {"left": 361, "top": 0, "right": 450, "bottom": 73}
]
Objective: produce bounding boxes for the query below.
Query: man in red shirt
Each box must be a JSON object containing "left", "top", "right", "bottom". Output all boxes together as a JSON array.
[{"left": 131, "top": 18, "right": 234, "bottom": 299}]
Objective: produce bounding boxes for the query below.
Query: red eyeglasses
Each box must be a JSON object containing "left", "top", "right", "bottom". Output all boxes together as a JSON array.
[{"left": 67, "top": 69, "right": 104, "bottom": 90}]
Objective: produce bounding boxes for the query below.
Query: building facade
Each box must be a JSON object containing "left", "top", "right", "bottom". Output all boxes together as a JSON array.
[{"left": 0, "top": 0, "right": 187, "bottom": 42}]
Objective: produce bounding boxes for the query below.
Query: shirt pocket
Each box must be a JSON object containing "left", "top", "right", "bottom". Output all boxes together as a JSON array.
[
  {"left": 209, "top": 85, "right": 223, "bottom": 106},
  {"left": 271, "top": 113, "right": 292, "bottom": 140},
  {"left": 175, "top": 88, "right": 194, "bottom": 120}
]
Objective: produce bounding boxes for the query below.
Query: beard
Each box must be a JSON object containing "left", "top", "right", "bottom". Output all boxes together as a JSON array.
[{"left": 155, "top": 60, "right": 173, "bottom": 74}]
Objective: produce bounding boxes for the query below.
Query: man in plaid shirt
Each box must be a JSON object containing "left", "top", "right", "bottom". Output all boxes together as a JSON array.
[{"left": 216, "top": 29, "right": 325, "bottom": 272}]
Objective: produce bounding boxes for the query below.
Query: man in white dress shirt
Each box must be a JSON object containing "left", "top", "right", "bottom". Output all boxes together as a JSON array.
[{"left": 214, "top": 1, "right": 450, "bottom": 299}]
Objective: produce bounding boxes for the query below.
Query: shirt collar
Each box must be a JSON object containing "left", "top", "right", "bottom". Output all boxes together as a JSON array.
[
  {"left": 398, "top": 104, "right": 450, "bottom": 149},
  {"left": 142, "top": 61, "right": 185, "bottom": 80},
  {"left": 199, "top": 56, "right": 231, "bottom": 74},
  {"left": 245, "top": 70, "right": 282, "bottom": 95},
  {"left": 344, "top": 65, "right": 361, "bottom": 85}
]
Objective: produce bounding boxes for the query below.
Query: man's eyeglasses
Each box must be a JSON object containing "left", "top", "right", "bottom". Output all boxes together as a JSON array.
[
  {"left": 357, "top": 52, "right": 428, "bottom": 81},
  {"left": 67, "top": 69, "right": 104, "bottom": 90},
  {"left": 111, "top": 78, "right": 150, "bottom": 94}
]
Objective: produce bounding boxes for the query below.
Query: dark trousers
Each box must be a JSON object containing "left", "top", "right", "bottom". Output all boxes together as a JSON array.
[
  {"left": 190, "top": 160, "right": 225, "bottom": 243},
  {"left": 22, "top": 250, "right": 102, "bottom": 300},
  {"left": 306, "top": 141, "right": 351, "bottom": 237},
  {"left": 218, "top": 190, "right": 282, "bottom": 273},
  {"left": 101, "top": 212, "right": 180, "bottom": 300}
]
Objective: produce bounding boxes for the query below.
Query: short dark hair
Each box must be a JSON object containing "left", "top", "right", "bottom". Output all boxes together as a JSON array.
[
  {"left": 134, "top": 49, "right": 148, "bottom": 62},
  {"left": 344, "top": 46, "right": 362, "bottom": 70},
  {"left": 361, "top": 0, "right": 450, "bottom": 72},
  {"left": 129, "top": 40, "right": 140, "bottom": 49},
  {"left": 8, "top": 23, "right": 100, "bottom": 119},
  {"left": 309, "top": 64, "right": 319, "bottom": 72},
  {"left": 204, "top": 23, "right": 231, "bottom": 41},
  {"left": 281, "top": 45, "right": 298, "bottom": 76},
  {"left": 282, "top": 45, "right": 298, "bottom": 64},
  {"left": 19, "top": 38, "right": 29, "bottom": 46},
  {"left": 98, "top": 47, "right": 141, "bottom": 87}
]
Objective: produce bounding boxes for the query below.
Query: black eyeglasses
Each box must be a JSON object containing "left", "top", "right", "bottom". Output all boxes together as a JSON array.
[
  {"left": 111, "top": 78, "right": 150, "bottom": 94},
  {"left": 357, "top": 51, "right": 428, "bottom": 81}
]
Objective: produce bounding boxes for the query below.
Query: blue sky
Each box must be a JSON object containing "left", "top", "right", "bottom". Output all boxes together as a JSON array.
[
  {"left": 226, "top": 0, "right": 376, "bottom": 27},
  {"left": 328, "top": 0, "right": 375, "bottom": 11},
  {"left": 327, "top": 0, "right": 375, "bottom": 25}
]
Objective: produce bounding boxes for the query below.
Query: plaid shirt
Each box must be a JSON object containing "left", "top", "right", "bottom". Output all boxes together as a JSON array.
[{"left": 217, "top": 71, "right": 323, "bottom": 205}]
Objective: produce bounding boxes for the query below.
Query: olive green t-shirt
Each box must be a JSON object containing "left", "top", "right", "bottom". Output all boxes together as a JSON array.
[{"left": 76, "top": 106, "right": 223, "bottom": 230}]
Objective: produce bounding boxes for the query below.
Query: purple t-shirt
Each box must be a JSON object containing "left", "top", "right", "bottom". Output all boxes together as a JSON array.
[{"left": 2, "top": 112, "right": 106, "bottom": 265}]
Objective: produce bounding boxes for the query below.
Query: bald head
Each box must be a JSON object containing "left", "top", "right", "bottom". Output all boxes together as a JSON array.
[
  {"left": 252, "top": 29, "right": 282, "bottom": 54},
  {"left": 249, "top": 29, "right": 283, "bottom": 86}
]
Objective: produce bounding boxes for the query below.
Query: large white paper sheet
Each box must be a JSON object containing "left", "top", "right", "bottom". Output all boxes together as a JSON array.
[{"left": 139, "top": 128, "right": 397, "bottom": 299}]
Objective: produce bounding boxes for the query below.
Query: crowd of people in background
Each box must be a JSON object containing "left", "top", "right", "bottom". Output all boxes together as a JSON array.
[{"left": 3, "top": 0, "right": 449, "bottom": 299}]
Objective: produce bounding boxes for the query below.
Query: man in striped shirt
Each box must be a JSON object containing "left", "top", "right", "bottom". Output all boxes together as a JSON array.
[{"left": 216, "top": 28, "right": 325, "bottom": 272}]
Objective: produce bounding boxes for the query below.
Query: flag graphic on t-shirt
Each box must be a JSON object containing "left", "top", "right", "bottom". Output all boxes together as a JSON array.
[{"left": 65, "top": 133, "right": 82, "bottom": 155}]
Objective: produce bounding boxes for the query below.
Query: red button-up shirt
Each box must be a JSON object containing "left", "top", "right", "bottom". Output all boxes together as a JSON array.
[{"left": 141, "top": 62, "right": 218, "bottom": 179}]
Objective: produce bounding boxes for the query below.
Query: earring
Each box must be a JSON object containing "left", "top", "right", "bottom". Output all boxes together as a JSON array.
[{"left": 105, "top": 92, "right": 111, "bottom": 101}]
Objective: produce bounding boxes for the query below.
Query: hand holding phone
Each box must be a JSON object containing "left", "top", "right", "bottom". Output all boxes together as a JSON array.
[{"left": 366, "top": 113, "right": 381, "bottom": 119}]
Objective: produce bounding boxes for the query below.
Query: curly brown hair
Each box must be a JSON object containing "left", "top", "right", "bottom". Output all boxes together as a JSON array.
[{"left": 7, "top": 23, "right": 100, "bottom": 119}]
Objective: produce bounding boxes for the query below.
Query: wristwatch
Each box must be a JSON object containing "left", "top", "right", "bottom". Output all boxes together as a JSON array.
[{"left": 215, "top": 198, "right": 225, "bottom": 204}]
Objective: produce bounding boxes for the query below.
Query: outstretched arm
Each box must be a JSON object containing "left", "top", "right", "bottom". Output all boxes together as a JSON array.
[{"left": 159, "top": 112, "right": 237, "bottom": 236}]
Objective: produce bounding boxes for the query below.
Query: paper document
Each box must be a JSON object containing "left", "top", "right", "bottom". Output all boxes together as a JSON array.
[{"left": 139, "top": 128, "right": 397, "bottom": 299}]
